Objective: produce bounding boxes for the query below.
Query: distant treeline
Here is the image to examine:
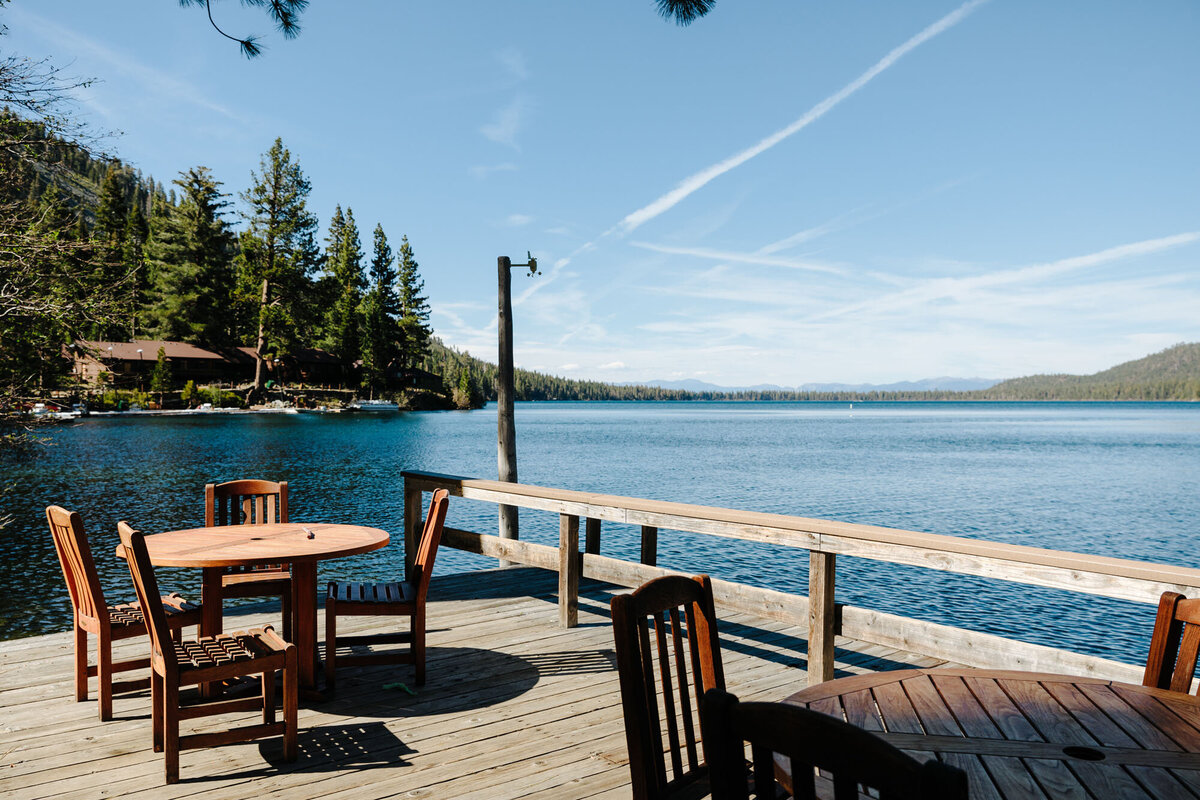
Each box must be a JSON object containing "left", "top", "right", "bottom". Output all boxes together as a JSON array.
[{"left": 428, "top": 342, "right": 1200, "bottom": 403}]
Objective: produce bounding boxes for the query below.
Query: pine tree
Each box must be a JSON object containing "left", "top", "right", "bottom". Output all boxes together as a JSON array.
[
  {"left": 359, "top": 223, "right": 398, "bottom": 390},
  {"left": 237, "top": 138, "right": 320, "bottom": 391},
  {"left": 396, "top": 235, "right": 431, "bottom": 369},
  {"left": 323, "top": 207, "right": 365, "bottom": 365},
  {"left": 94, "top": 165, "right": 128, "bottom": 246},
  {"left": 144, "top": 167, "right": 237, "bottom": 347}
]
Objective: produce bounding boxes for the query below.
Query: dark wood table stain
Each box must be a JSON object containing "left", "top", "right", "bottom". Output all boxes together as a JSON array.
[{"left": 786, "top": 668, "right": 1200, "bottom": 799}]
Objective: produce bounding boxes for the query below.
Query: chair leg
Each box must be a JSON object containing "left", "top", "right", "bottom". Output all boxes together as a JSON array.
[
  {"left": 73, "top": 625, "right": 88, "bottom": 702},
  {"left": 324, "top": 592, "right": 336, "bottom": 693},
  {"left": 283, "top": 648, "right": 298, "bottom": 762},
  {"left": 414, "top": 609, "right": 426, "bottom": 686},
  {"left": 282, "top": 590, "right": 293, "bottom": 643},
  {"left": 163, "top": 679, "right": 180, "bottom": 784},
  {"left": 262, "top": 668, "right": 276, "bottom": 725},
  {"left": 152, "top": 670, "right": 164, "bottom": 753},
  {"left": 97, "top": 632, "right": 113, "bottom": 721}
]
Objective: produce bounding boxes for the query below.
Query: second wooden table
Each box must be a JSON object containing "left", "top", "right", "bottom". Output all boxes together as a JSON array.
[{"left": 786, "top": 668, "right": 1200, "bottom": 799}]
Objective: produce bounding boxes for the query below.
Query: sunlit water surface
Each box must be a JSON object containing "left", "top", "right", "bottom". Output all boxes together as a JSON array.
[{"left": 3, "top": 401, "right": 1197, "bottom": 666}]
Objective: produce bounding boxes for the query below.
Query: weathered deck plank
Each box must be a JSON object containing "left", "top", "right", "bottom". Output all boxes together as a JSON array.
[{"left": 0, "top": 568, "right": 947, "bottom": 799}]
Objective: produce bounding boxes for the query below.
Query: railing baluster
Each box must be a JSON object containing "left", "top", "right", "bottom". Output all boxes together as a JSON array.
[
  {"left": 403, "top": 481, "right": 422, "bottom": 582},
  {"left": 559, "top": 514, "right": 580, "bottom": 628},
  {"left": 585, "top": 518, "right": 602, "bottom": 555},
  {"left": 808, "top": 551, "right": 836, "bottom": 684},
  {"left": 640, "top": 525, "right": 658, "bottom": 566}
]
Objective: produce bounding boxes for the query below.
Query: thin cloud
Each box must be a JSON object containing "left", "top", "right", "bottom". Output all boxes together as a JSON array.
[
  {"left": 504, "top": 214, "right": 534, "bottom": 227},
  {"left": 813, "top": 231, "right": 1200, "bottom": 322},
  {"left": 631, "top": 242, "right": 849, "bottom": 276},
  {"left": 10, "top": 5, "right": 241, "bottom": 121},
  {"left": 616, "top": 0, "right": 989, "bottom": 234},
  {"left": 469, "top": 163, "right": 518, "bottom": 179},
  {"left": 481, "top": 97, "right": 526, "bottom": 149},
  {"left": 497, "top": 47, "right": 529, "bottom": 81}
]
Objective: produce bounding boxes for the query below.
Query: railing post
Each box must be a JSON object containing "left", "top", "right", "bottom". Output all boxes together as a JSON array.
[
  {"left": 640, "top": 525, "right": 658, "bottom": 566},
  {"left": 403, "top": 480, "right": 423, "bottom": 582},
  {"left": 585, "top": 518, "right": 601, "bottom": 555},
  {"left": 559, "top": 514, "right": 580, "bottom": 628},
  {"left": 808, "top": 550, "right": 836, "bottom": 685}
]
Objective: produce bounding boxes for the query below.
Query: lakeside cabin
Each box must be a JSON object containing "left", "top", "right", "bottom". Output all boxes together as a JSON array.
[
  {"left": 5, "top": 470, "right": 1200, "bottom": 798},
  {"left": 68, "top": 339, "right": 417, "bottom": 390}
]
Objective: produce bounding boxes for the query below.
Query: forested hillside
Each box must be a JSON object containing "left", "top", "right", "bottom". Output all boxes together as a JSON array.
[{"left": 978, "top": 343, "right": 1200, "bottom": 400}]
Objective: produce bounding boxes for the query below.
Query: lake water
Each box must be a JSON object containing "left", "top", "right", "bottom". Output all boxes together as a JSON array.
[{"left": 3, "top": 402, "right": 1198, "bottom": 667}]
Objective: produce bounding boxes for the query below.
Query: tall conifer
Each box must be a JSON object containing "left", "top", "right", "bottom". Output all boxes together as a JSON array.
[
  {"left": 323, "top": 207, "right": 365, "bottom": 365},
  {"left": 144, "top": 167, "right": 236, "bottom": 347},
  {"left": 360, "top": 224, "right": 398, "bottom": 390},
  {"left": 396, "top": 235, "right": 431, "bottom": 369},
  {"left": 237, "top": 138, "right": 319, "bottom": 391}
]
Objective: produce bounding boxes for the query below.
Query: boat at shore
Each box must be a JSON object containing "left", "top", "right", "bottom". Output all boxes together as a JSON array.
[{"left": 347, "top": 399, "right": 401, "bottom": 412}]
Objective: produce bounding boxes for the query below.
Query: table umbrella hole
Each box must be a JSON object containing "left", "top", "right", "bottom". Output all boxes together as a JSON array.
[{"left": 1062, "top": 746, "right": 1105, "bottom": 762}]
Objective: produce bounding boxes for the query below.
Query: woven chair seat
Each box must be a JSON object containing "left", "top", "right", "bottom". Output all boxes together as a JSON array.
[
  {"left": 107, "top": 594, "right": 201, "bottom": 628},
  {"left": 328, "top": 581, "right": 415, "bottom": 605},
  {"left": 172, "top": 628, "right": 284, "bottom": 674}
]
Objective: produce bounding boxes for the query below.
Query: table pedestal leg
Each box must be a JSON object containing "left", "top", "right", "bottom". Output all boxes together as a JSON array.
[
  {"left": 291, "top": 562, "right": 319, "bottom": 693},
  {"left": 200, "top": 567, "right": 224, "bottom": 697}
]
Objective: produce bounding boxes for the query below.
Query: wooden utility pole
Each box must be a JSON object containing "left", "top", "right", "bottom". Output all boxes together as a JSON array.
[{"left": 497, "top": 253, "right": 537, "bottom": 566}]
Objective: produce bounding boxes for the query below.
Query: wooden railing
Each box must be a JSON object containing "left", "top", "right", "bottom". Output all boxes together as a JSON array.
[{"left": 402, "top": 470, "right": 1200, "bottom": 686}]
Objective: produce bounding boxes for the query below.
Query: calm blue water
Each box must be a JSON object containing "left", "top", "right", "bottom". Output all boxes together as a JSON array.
[{"left": 3, "top": 402, "right": 1198, "bottom": 667}]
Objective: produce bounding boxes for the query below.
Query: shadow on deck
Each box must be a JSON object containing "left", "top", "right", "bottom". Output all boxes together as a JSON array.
[{"left": 0, "top": 567, "right": 948, "bottom": 800}]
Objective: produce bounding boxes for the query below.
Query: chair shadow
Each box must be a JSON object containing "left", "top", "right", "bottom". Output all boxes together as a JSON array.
[
  {"left": 523, "top": 648, "right": 617, "bottom": 676},
  {"left": 321, "top": 645, "right": 541, "bottom": 719}
]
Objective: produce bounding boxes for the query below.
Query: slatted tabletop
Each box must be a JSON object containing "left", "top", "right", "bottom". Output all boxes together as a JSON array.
[{"left": 787, "top": 668, "right": 1200, "bottom": 799}]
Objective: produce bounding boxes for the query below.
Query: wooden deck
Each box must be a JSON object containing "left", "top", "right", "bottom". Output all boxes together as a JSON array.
[{"left": 0, "top": 568, "right": 954, "bottom": 799}]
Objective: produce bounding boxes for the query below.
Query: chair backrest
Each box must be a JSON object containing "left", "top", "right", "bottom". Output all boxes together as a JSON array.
[
  {"left": 610, "top": 574, "right": 725, "bottom": 800},
  {"left": 1144, "top": 591, "right": 1200, "bottom": 694},
  {"left": 116, "top": 521, "right": 177, "bottom": 673},
  {"left": 412, "top": 489, "right": 449, "bottom": 602},
  {"left": 205, "top": 480, "right": 288, "bottom": 527},
  {"left": 45, "top": 506, "right": 107, "bottom": 625},
  {"left": 702, "top": 689, "right": 969, "bottom": 800}
]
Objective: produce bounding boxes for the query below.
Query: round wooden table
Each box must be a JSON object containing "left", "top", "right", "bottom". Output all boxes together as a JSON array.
[
  {"left": 785, "top": 668, "right": 1200, "bottom": 799},
  {"left": 120, "top": 523, "right": 389, "bottom": 693}
]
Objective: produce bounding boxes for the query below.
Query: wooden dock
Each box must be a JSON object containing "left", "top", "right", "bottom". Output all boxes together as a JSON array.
[{"left": 0, "top": 567, "right": 953, "bottom": 799}]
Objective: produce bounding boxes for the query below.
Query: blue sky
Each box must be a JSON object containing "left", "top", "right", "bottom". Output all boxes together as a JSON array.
[{"left": 6, "top": 1, "right": 1199, "bottom": 385}]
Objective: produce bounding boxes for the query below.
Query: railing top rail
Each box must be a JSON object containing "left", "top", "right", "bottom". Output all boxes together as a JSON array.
[{"left": 403, "top": 470, "right": 1200, "bottom": 590}]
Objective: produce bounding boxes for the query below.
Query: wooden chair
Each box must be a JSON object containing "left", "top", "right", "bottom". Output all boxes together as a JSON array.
[
  {"left": 117, "top": 521, "right": 297, "bottom": 784},
  {"left": 610, "top": 574, "right": 726, "bottom": 800},
  {"left": 324, "top": 488, "right": 449, "bottom": 691},
  {"left": 45, "top": 505, "right": 202, "bottom": 721},
  {"left": 1144, "top": 590, "right": 1200, "bottom": 694},
  {"left": 702, "top": 689, "right": 969, "bottom": 800},
  {"left": 205, "top": 479, "right": 293, "bottom": 641}
]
